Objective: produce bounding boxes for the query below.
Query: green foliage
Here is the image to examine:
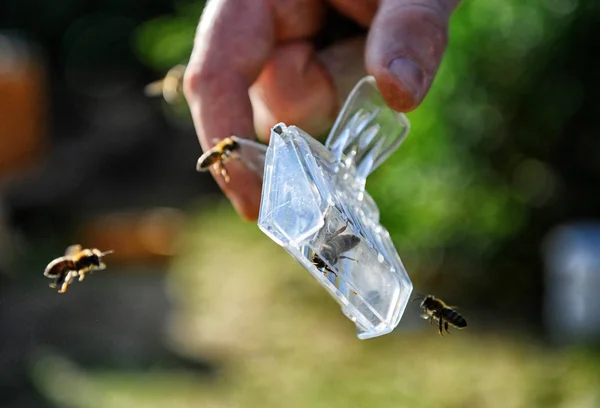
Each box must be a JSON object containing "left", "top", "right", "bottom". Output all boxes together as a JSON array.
[
  {"left": 134, "top": 0, "right": 206, "bottom": 70},
  {"left": 370, "top": 0, "right": 576, "bottom": 259}
]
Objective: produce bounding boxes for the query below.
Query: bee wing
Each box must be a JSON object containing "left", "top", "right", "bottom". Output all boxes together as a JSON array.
[
  {"left": 230, "top": 136, "right": 267, "bottom": 179},
  {"left": 44, "top": 257, "right": 64, "bottom": 278},
  {"left": 64, "top": 245, "right": 82, "bottom": 256}
]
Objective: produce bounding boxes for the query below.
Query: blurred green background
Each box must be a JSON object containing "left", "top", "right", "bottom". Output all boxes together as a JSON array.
[{"left": 1, "top": 0, "right": 600, "bottom": 407}]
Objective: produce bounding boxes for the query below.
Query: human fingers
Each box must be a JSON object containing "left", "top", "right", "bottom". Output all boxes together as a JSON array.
[
  {"left": 365, "top": 0, "right": 461, "bottom": 112},
  {"left": 183, "top": 0, "right": 324, "bottom": 220}
]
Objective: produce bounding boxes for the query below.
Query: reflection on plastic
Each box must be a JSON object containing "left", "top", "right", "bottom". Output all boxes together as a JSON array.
[{"left": 258, "top": 76, "right": 413, "bottom": 339}]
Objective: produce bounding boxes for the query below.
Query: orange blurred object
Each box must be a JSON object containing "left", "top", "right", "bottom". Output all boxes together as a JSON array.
[
  {"left": 80, "top": 207, "right": 187, "bottom": 267},
  {"left": 0, "top": 35, "right": 46, "bottom": 179}
]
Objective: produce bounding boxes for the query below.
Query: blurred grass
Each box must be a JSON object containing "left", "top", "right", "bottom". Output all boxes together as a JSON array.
[
  {"left": 31, "top": 205, "right": 600, "bottom": 408},
  {"left": 32, "top": 338, "right": 600, "bottom": 408}
]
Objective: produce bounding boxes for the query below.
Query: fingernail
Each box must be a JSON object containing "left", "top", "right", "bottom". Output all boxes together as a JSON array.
[{"left": 388, "top": 58, "right": 425, "bottom": 101}]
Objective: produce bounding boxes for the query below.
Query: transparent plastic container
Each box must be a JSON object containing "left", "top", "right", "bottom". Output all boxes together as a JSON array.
[{"left": 258, "top": 76, "right": 413, "bottom": 339}]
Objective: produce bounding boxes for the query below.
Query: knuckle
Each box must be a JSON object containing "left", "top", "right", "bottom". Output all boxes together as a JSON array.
[{"left": 182, "top": 64, "right": 222, "bottom": 100}]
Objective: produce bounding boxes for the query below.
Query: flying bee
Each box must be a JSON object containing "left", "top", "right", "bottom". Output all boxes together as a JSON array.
[
  {"left": 144, "top": 64, "right": 186, "bottom": 104},
  {"left": 43, "top": 245, "right": 114, "bottom": 294},
  {"left": 196, "top": 136, "right": 267, "bottom": 183},
  {"left": 310, "top": 223, "right": 361, "bottom": 278},
  {"left": 414, "top": 294, "right": 467, "bottom": 336}
]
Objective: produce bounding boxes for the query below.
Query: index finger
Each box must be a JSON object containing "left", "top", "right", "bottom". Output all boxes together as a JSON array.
[{"left": 183, "top": 0, "right": 324, "bottom": 220}]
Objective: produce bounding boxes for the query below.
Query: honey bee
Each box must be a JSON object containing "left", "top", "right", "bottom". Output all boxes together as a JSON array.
[
  {"left": 43, "top": 245, "right": 114, "bottom": 293},
  {"left": 196, "top": 136, "right": 267, "bottom": 183},
  {"left": 196, "top": 137, "right": 240, "bottom": 183},
  {"left": 311, "top": 223, "right": 361, "bottom": 278},
  {"left": 144, "top": 64, "right": 186, "bottom": 104},
  {"left": 415, "top": 294, "right": 467, "bottom": 336}
]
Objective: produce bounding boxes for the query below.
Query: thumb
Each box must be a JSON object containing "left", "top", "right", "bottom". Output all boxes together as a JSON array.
[{"left": 365, "top": 0, "right": 460, "bottom": 112}]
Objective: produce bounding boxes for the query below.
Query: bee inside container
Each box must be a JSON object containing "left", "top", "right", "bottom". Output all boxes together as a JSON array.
[{"left": 258, "top": 76, "right": 413, "bottom": 340}]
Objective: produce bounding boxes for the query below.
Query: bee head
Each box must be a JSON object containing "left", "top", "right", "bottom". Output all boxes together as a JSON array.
[
  {"left": 310, "top": 252, "right": 326, "bottom": 269},
  {"left": 412, "top": 294, "right": 434, "bottom": 308},
  {"left": 226, "top": 137, "right": 240, "bottom": 152},
  {"left": 422, "top": 295, "right": 439, "bottom": 309},
  {"left": 89, "top": 249, "right": 111, "bottom": 270},
  {"left": 89, "top": 248, "right": 113, "bottom": 264}
]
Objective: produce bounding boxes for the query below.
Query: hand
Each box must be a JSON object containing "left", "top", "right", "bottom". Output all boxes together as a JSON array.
[{"left": 184, "top": 0, "right": 461, "bottom": 220}]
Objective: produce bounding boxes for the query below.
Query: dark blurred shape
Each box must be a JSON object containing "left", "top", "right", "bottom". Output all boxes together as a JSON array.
[{"left": 543, "top": 223, "right": 600, "bottom": 345}]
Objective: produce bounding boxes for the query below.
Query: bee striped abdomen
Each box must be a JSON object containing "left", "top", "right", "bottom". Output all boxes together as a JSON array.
[
  {"left": 197, "top": 151, "right": 222, "bottom": 170},
  {"left": 441, "top": 308, "right": 467, "bottom": 328},
  {"left": 44, "top": 258, "right": 77, "bottom": 278}
]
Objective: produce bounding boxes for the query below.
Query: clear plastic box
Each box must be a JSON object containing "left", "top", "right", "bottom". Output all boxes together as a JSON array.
[{"left": 258, "top": 76, "right": 413, "bottom": 339}]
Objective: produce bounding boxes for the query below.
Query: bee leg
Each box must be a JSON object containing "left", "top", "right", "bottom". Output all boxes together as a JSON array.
[
  {"left": 438, "top": 318, "right": 444, "bottom": 336},
  {"left": 325, "top": 266, "right": 338, "bottom": 278},
  {"left": 332, "top": 224, "right": 348, "bottom": 237},
  {"left": 215, "top": 162, "right": 230, "bottom": 183},
  {"left": 429, "top": 316, "right": 434, "bottom": 325},
  {"left": 444, "top": 321, "right": 451, "bottom": 334},
  {"left": 59, "top": 272, "right": 75, "bottom": 293},
  {"left": 78, "top": 271, "right": 86, "bottom": 282},
  {"left": 338, "top": 256, "right": 356, "bottom": 262}
]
